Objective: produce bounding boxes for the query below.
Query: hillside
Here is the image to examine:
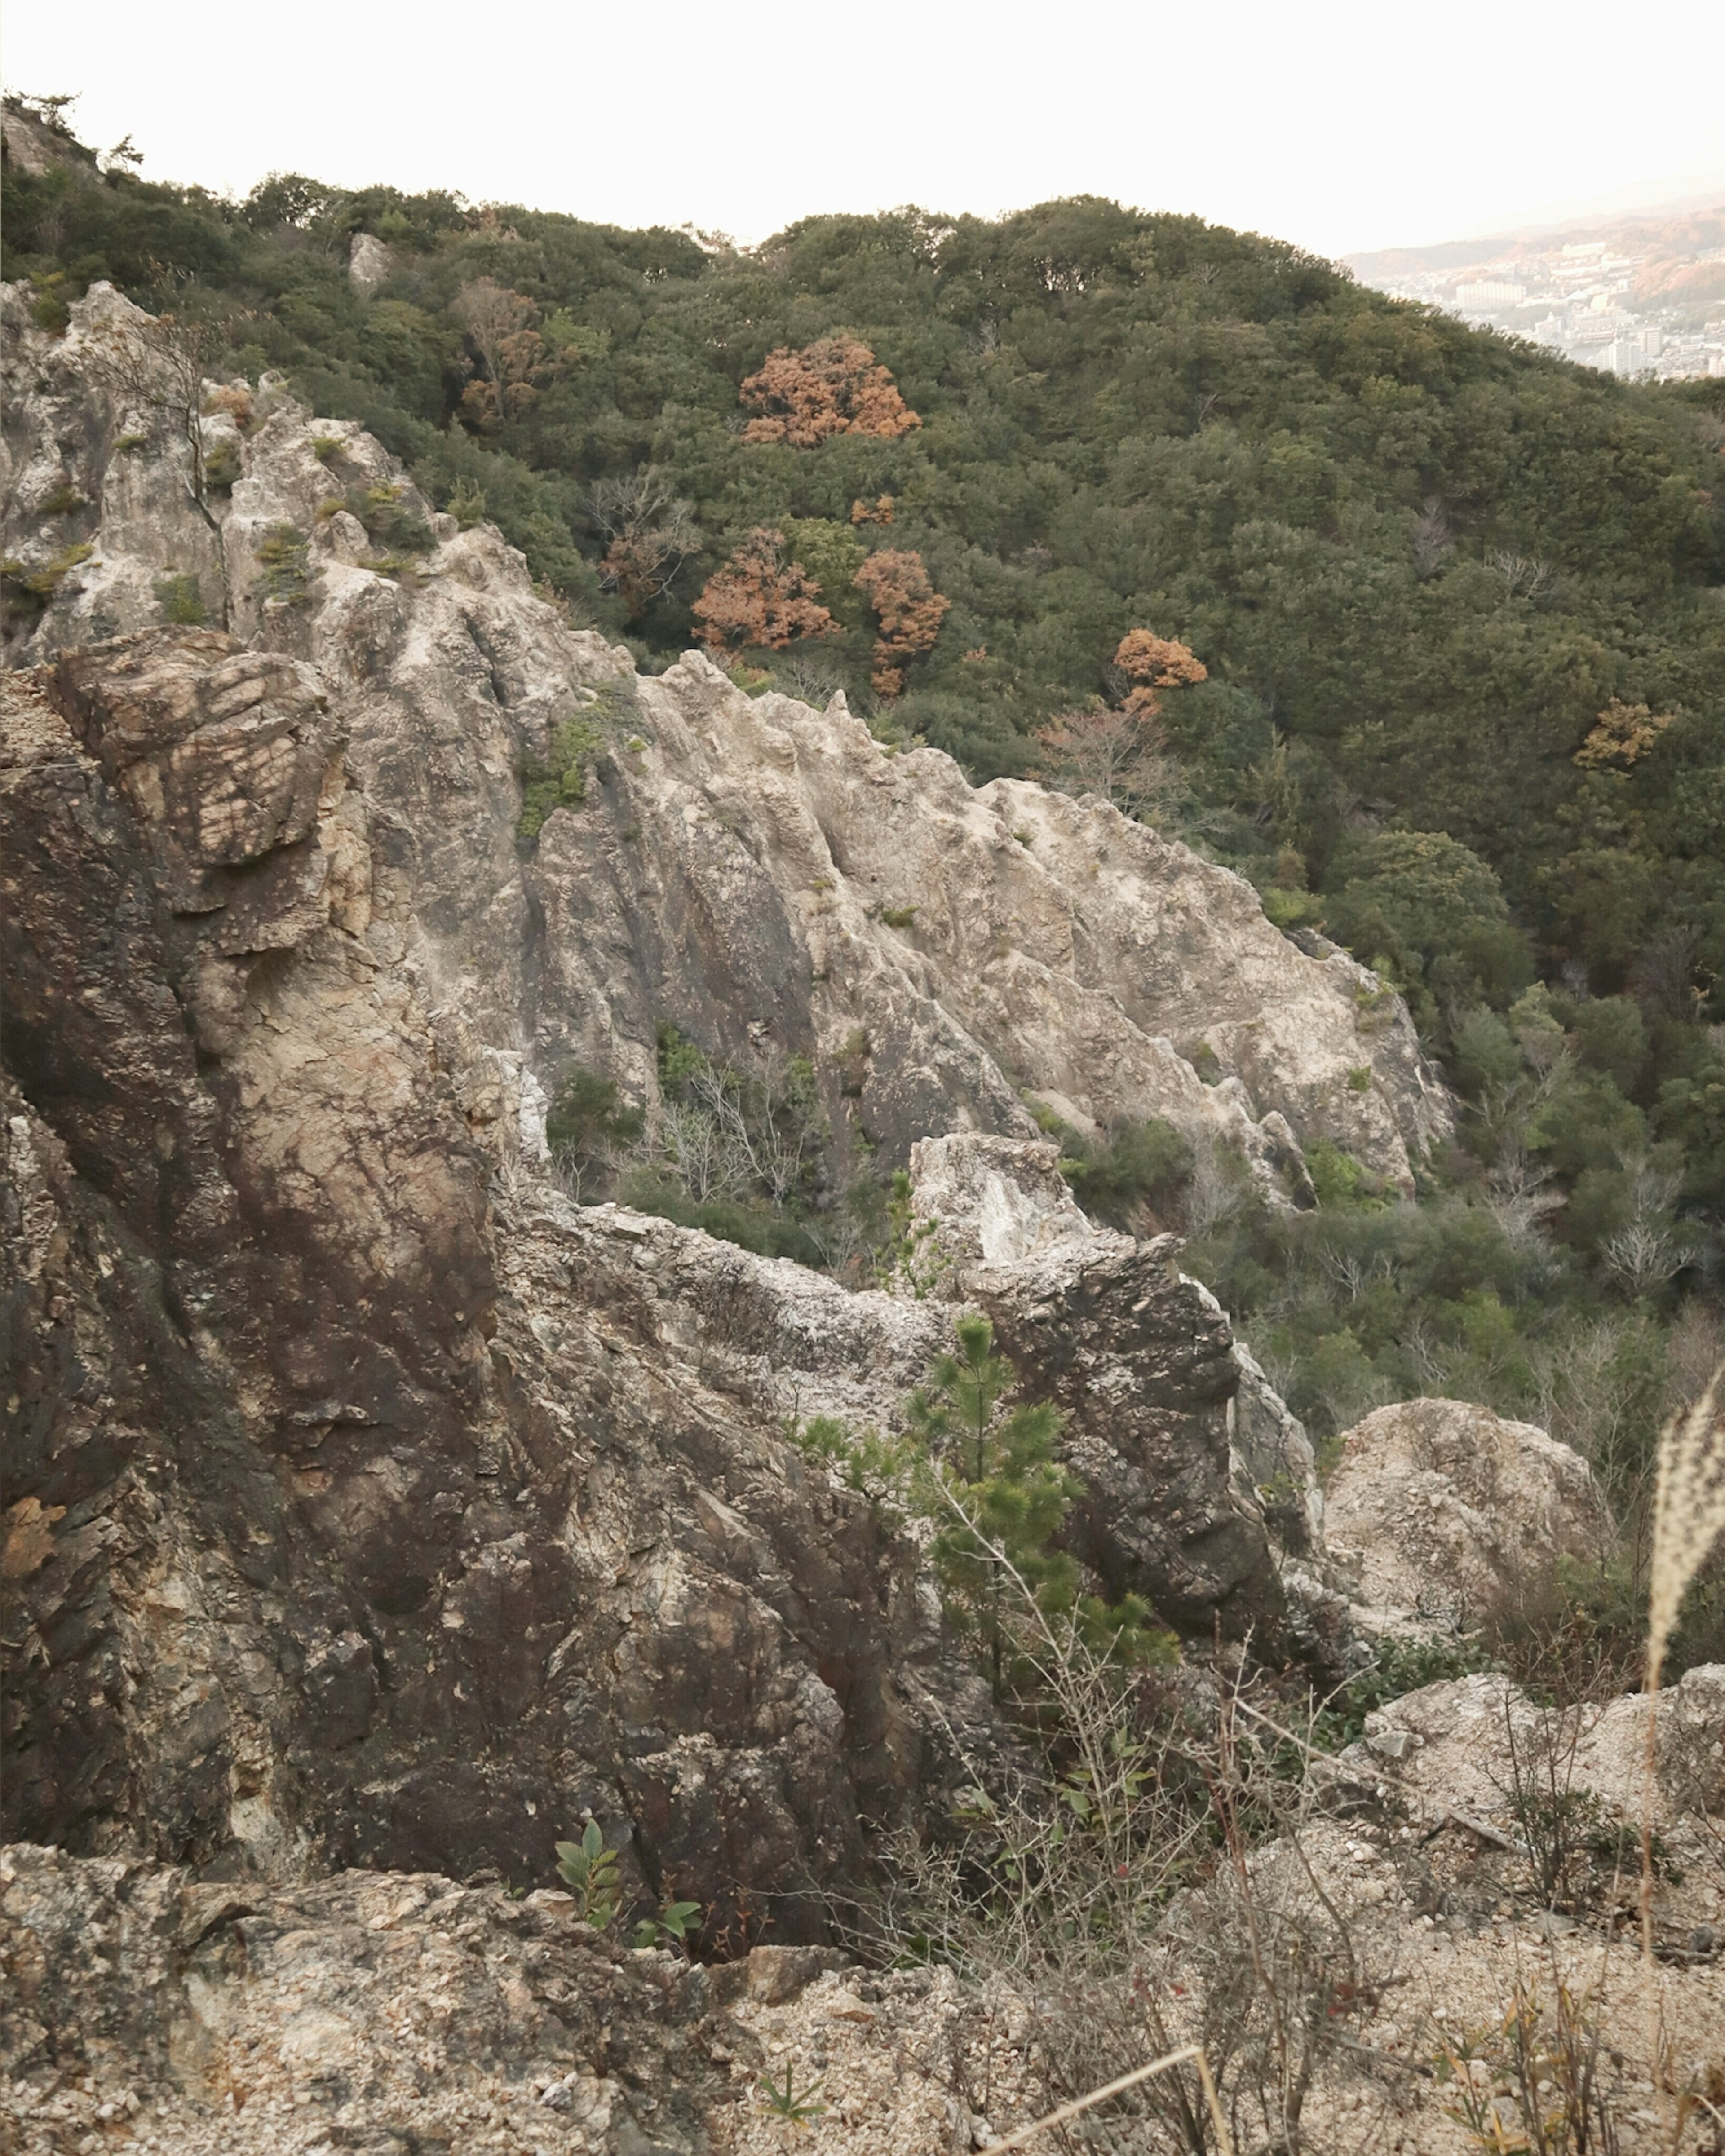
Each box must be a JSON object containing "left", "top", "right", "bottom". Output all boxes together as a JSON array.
[
  {"left": 4, "top": 114, "right": 1725, "bottom": 2156},
  {"left": 4, "top": 96, "right": 1723, "bottom": 1458}
]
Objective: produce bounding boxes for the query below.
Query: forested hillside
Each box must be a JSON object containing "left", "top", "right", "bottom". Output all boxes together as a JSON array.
[{"left": 5, "top": 97, "right": 1724, "bottom": 1562}]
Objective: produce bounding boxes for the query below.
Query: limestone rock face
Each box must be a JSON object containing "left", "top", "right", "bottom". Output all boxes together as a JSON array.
[
  {"left": 1323, "top": 1398, "right": 1614, "bottom": 1629},
  {"left": 2, "top": 282, "right": 1447, "bottom": 1193},
  {"left": 347, "top": 231, "right": 393, "bottom": 292},
  {"left": 2, "top": 286, "right": 1403, "bottom": 1907},
  {"left": 1340, "top": 1663, "right": 1725, "bottom": 1830}
]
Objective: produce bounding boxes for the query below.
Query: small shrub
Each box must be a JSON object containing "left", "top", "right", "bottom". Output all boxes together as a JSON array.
[
  {"left": 880, "top": 903, "right": 920, "bottom": 929},
  {"left": 447, "top": 477, "right": 487, "bottom": 527},
  {"left": 3, "top": 541, "right": 93, "bottom": 604},
  {"left": 347, "top": 481, "right": 435, "bottom": 555},
  {"left": 518, "top": 711, "right": 606, "bottom": 839},
  {"left": 545, "top": 1068, "right": 644, "bottom": 1196},
  {"left": 1346, "top": 1064, "right": 1373, "bottom": 1093},
  {"left": 203, "top": 439, "right": 242, "bottom": 493},
  {"left": 1059, "top": 1115, "right": 1194, "bottom": 1232},
  {"left": 153, "top": 573, "right": 207, "bottom": 626},
  {"left": 113, "top": 433, "right": 148, "bottom": 454},
  {"left": 310, "top": 435, "right": 343, "bottom": 464},
  {"left": 40, "top": 481, "right": 85, "bottom": 516},
  {"left": 201, "top": 384, "right": 254, "bottom": 431},
  {"left": 553, "top": 1820, "right": 620, "bottom": 1927},
  {"left": 28, "top": 287, "right": 70, "bottom": 334},
  {"left": 254, "top": 524, "right": 310, "bottom": 605}
]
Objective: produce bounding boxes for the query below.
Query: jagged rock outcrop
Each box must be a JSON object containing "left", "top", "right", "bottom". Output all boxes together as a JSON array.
[
  {"left": 2, "top": 284, "right": 1407, "bottom": 1909},
  {"left": 1323, "top": 1397, "right": 1615, "bottom": 1631},
  {"left": 3, "top": 282, "right": 1448, "bottom": 1197}
]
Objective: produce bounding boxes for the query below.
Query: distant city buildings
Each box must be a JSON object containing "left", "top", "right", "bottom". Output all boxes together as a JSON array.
[{"left": 1350, "top": 208, "right": 1725, "bottom": 382}]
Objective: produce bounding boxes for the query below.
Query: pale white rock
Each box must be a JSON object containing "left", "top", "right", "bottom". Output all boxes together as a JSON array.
[
  {"left": 348, "top": 231, "right": 393, "bottom": 292},
  {"left": 1324, "top": 1396, "right": 1614, "bottom": 1628}
]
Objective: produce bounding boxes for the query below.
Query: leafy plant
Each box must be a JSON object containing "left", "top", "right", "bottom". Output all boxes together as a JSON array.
[
  {"left": 911, "top": 1315, "right": 1174, "bottom": 1698},
  {"left": 756, "top": 2064, "right": 826, "bottom": 2125},
  {"left": 3, "top": 541, "right": 94, "bottom": 605},
  {"left": 255, "top": 523, "right": 310, "bottom": 604},
  {"left": 553, "top": 1820, "right": 621, "bottom": 1928},
  {"left": 632, "top": 1897, "right": 702, "bottom": 1952},
  {"left": 518, "top": 711, "right": 605, "bottom": 839},
  {"left": 203, "top": 438, "right": 241, "bottom": 492},
  {"left": 347, "top": 481, "right": 435, "bottom": 556}
]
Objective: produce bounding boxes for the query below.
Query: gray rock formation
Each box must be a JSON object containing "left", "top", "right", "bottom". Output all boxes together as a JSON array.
[
  {"left": 1323, "top": 1397, "right": 1615, "bottom": 1631},
  {"left": 0, "top": 1840, "right": 734, "bottom": 2152},
  {"left": 2, "top": 283, "right": 1448, "bottom": 1197},
  {"left": 1, "top": 285, "right": 1408, "bottom": 1913}
]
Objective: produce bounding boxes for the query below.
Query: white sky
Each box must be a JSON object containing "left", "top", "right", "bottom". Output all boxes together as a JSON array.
[{"left": 6, "top": 0, "right": 1723, "bottom": 259}]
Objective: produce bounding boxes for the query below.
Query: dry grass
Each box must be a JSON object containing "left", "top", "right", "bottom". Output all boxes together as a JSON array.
[{"left": 1642, "top": 1360, "right": 1725, "bottom": 2152}]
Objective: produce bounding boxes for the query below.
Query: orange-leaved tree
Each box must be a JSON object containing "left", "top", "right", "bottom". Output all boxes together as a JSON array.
[
  {"left": 740, "top": 339, "right": 920, "bottom": 447},
  {"left": 853, "top": 550, "right": 950, "bottom": 696},
  {"left": 691, "top": 529, "right": 837, "bottom": 652},
  {"left": 1112, "top": 628, "right": 1207, "bottom": 718},
  {"left": 455, "top": 279, "right": 544, "bottom": 433}
]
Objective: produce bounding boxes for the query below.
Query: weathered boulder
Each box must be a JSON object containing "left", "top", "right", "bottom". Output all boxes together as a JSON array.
[
  {"left": 1323, "top": 1397, "right": 1614, "bottom": 1629},
  {"left": 1341, "top": 1664, "right": 1725, "bottom": 1831}
]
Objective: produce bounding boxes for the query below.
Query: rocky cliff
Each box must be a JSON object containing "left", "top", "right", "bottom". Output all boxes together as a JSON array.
[{"left": 3, "top": 284, "right": 1437, "bottom": 1917}]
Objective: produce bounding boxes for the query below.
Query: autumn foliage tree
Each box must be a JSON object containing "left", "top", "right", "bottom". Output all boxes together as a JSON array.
[
  {"left": 740, "top": 338, "right": 920, "bottom": 447},
  {"left": 1037, "top": 629, "right": 1206, "bottom": 818},
  {"left": 1111, "top": 628, "right": 1208, "bottom": 717},
  {"left": 455, "top": 278, "right": 544, "bottom": 433},
  {"left": 691, "top": 529, "right": 836, "bottom": 652},
  {"left": 851, "top": 549, "right": 950, "bottom": 696}
]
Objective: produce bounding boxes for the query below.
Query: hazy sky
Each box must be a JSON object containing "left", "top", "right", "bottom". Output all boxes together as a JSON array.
[{"left": 7, "top": 0, "right": 1723, "bottom": 257}]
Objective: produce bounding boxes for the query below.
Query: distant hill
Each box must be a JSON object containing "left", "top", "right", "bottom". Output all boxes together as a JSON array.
[{"left": 1347, "top": 193, "right": 1725, "bottom": 297}]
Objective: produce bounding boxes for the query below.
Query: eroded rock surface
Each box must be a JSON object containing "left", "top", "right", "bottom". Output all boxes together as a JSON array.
[
  {"left": 2, "top": 282, "right": 1447, "bottom": 1193},
  {"left": 1323, "top": 1397, "right": 1614, "bottom": 1630},
  {"left": 3, "top": 287, "right": 1388, "bottom": 1915},
  {"left": 1341, "top": 1663, "right": 1725, "bottom": 1830},
  {"left": 0, "top": 1840, "right": 731, "bottom": 2153}
]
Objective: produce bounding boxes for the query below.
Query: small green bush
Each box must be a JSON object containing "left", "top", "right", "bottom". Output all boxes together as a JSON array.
[
  {"left": 1060, "top": 1115, "right": 1194, "bottom": 1229},
  {"left": 203, "top": 439, "right": 242, "bottom": 493},
  {"left": 153, "top": 572, "right": 207, "bottom": 625},
  {"left": 3, "top": 541, "right": 93, "bottom": 604},
  {"left": 254, "top": 524, "right": 310, "bottom": 604},
  {"left": 518, "top": 711, "right": 605, "bottom": 839},
  {"left": 347, "top": 480, "right": 435, "bottom": 555}
]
